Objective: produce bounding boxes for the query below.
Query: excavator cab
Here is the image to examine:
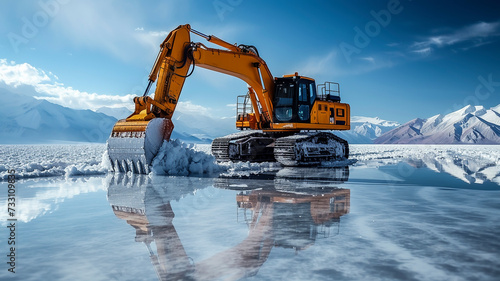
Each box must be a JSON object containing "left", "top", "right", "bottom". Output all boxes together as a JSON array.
[{"left": 274, "top": 74, "right": 318, "bottom": 123}]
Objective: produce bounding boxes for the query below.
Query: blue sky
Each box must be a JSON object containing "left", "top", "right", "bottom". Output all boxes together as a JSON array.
[{"left": 1, "top": 0, "right": 499, "bottom": 123}]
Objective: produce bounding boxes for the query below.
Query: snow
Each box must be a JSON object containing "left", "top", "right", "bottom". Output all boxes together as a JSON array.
[{"left": 480, "top": 109, "right": 500, "bottom": 124}]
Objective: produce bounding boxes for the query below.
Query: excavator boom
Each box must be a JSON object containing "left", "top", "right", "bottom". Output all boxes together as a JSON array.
[
  {"left": 107, "top": 24, "right": 351, "bottom": 173},
  {"left": 108, "top": 24, "right": 275, "bottom": 173}
]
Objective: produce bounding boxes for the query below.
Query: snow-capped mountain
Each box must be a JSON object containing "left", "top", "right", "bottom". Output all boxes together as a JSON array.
[
  {"left": 0, "top": 90, "right": 117, "bottom": 143},
  {"left": 336, "top": 116, "right": 400, "bottom": 143},
  {"left": 96, "top": 106, "right": 133, "bottom": 120},
  {"left": 97, "top": 103, "right": 238, "bottom": 141},
  {"left": 375, "top": 104, "right": 500, "bottom": 144},
  {"left": 172, "top": 111, "right": 237, "bottom": 141}
]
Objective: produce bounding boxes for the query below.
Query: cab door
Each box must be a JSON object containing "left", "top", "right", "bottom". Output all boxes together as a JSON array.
[{"left": 297, "top": 82, "right": 309, "bottom": 122}]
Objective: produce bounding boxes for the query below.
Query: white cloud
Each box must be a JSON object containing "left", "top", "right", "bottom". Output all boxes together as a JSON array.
[
  {"left": 0, "top": 59, "right": 234, "bottom": 119},
  {"left": 0, "top": 59, "right": 50, "bottom": 87},
  {"left": 148, "top": 30, "right": 170, "bottom": 37},
  {"left": 176, "top": 100, "right": 212, "bottom": 116},
  {"left": 411, "top": 21, "right": 500, "bottom": 53},
  {"left": 0, "top": 59, "right": 135, "bottom": 111},
  {"left": 411, "top": 47, "right": 432, "bottom": 56},
  {"left": 0, "top": 178, "right": 107, "bottom": 223},
  {"left": 361, "top": 57, "right": 375, "bottom": 64},
  {"left": 34, "top": 83, "right": 135, "bottom": 111}
]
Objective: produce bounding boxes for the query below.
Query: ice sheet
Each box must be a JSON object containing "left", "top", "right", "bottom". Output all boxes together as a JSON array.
[
  {"left": 0, "top": 144, "right": 107, "bottom": 181},
  {"left": 2, "top": 143, "right": 499, "bottom": 185}
]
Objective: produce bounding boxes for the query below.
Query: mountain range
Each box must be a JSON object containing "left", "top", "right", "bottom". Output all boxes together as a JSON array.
[
  {"left": 0, "top": 89, "right": 399, "bottom": 144},
  {"left": 0, "top": 90, "right": 117, "bottom": 144},
  {"left": 337, "top": 116, "right": 400, "bottom": 143},
  {"left": 0, "top": 90, "right": 238, "bottom": 144},
  {"left": 375, "top": 104, "right": 500, "bottom": 144}
]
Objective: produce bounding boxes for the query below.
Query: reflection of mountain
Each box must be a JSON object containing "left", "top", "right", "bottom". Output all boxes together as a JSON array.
[
  {"left": 406, "top": 154, "right": 500, "bottom": 185},
  {"left": 351, "top": 145, "right": 500, "bottom": 187},
  {"left": 107, "top": 171, "right": 350, "bottom": 280}
]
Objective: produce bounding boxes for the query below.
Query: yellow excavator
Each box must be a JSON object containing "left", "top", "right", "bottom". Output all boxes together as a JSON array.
[{"left": 107, "top": 24, "right": 350, "bottom": 173}]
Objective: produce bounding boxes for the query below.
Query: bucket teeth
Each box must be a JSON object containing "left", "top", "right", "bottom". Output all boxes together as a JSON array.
[
  {"left": 109, "top": 147, "right": 152, "bottom": 174},
  {"left": 107, "top": 118, "right": 174, "bottom": 174}
]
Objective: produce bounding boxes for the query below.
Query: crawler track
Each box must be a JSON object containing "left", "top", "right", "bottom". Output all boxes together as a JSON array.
[
  {"left": 213, "top": 131, "right": 349, "bottom": 167},
  {"left": 274, "top": 132, "right": 349, "bottom": 166},
  {"left": 212, "top": 131, "right": 278, "bottom": 162}
]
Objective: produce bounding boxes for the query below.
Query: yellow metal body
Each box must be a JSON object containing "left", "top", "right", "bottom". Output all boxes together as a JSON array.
[{"left": 111, "top": 23, "right": 350, "bottom": 144}]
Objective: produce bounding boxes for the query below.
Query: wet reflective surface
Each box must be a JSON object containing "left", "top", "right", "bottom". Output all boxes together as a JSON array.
[{"left": 2, "top": 161, "right": 500, "bottom": 280}]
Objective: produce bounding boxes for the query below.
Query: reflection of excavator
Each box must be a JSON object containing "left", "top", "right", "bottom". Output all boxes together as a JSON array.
[
  {"left": 107, "top": 24, "right": 351, "bottom": 173},
  {"left": 235, "top": 188, "right": 350, "bottom": 251},
  {"left": 107, "top": 173, "right": 350, "bottom": 280}
]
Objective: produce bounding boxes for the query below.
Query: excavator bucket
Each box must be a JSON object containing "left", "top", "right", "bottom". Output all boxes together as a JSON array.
[{"left": 107, "top": 118, "right": 174, "bottom": 174}]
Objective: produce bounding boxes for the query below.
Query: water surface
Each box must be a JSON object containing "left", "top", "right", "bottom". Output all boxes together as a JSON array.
[{"left": 1, "top": 156, "right": 499, "bottom": 280}]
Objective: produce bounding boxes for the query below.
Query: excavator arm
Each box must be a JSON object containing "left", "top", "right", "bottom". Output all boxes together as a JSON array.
[
  {"left": 129, "top": 24, "right": 274, "bottom": 125},
  {"left": 107, "top": 24, "right": 276, "bottom": 173}
]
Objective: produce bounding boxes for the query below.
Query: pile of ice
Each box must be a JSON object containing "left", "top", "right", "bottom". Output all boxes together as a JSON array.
[
  {"left": 0, "top": 144, "right": 108, "bottom": 181},
  {"left": 151, "top": 140, "right": 224, "bottom": 176},
  {"left": 150, "top": 140, "right": 288, "bottom": 177}
]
